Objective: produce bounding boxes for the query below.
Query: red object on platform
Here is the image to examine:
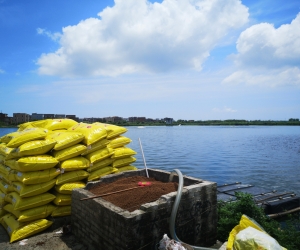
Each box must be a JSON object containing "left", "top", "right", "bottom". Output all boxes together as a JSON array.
[{"left": 138, "top": 181, "right": 152, "bottom": 187}]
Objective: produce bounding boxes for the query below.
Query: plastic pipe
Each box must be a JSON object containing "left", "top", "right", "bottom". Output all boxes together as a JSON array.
[{"left": 169, "top": 169, "right": 215, "bottom": 250}]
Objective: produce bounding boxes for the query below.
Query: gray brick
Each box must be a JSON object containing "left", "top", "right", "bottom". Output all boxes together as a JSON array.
[{"left": 71, "top": 169, "right": 217, "bottom": 249}]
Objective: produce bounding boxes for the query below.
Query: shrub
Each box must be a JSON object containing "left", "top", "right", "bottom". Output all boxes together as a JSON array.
[{"left": 217, "top": 192, "right": 300, "bottom": 249}]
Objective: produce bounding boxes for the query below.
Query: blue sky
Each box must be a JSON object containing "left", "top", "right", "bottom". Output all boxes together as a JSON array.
[{"left": 1, "top": 0, "right": 300, "bottom": 120}]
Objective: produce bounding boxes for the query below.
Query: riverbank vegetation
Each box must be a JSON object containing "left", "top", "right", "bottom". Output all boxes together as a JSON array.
[
  {"left": 108, "top": 119, "right": 300, "bottom": 126},
  {"left": 1, "top": 119, "right": 300, "bottom": 128},
  {"left": 217, "top": 192, "right": 300, "bottom": 249}
]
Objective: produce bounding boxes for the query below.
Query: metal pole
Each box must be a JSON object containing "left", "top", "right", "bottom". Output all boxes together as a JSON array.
[{"left": 139, "top": 138, "right": 149, "bottom": 178}]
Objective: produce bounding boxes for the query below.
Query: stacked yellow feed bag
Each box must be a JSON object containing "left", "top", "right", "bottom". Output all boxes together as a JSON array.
[
  {"left": 0, "top": 127, "right": 58, "bottom": 242},
  {"left": 18, "top": 119, "right": 78, "bottom": 132},
  {"left": 82, "top": 123, "right": 138, "bottom": 180},
  {"left": 67, "top": 123, "right": 116, "bottom": 181},
  {"left": 53, "top": 157, "right": 89, "bottom": 217},
  {"left": 46, "top": 128, "right": 88, "bottom": 217},
  {"left": 101, "top": 123, "right": 138, "bottom": 173},
  {"left": 0, "top": 119, "right": 139, "bottom": 242}
]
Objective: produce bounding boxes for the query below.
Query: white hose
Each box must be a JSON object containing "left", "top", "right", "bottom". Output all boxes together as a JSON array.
[{"left": 169, "top": 169, "right": 215, "bottom": 250}]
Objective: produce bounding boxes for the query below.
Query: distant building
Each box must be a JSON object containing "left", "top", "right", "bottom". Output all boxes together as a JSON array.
[
  {"left": 66, "top": 115, "right": 76, "bottom": 119},
  {"left": 44, "top": 114, "right": 55, "bottom": 119},
  {"left": 164, "top": 117, "right": 173, "bottom": 125},
  {"left": 105, "top": 116, "right": 123, "bottom": 123},
  {"left": 11, "top": 113, "right": 30, "bottom": 124},
  {"left": 137, "top": 117, "right": 146, "bottom": 122},
  {"left": 0, "top": 112, "right": 8, "bottom": 122},
  {"left": 0, "top": 112, "right": 11, "bottom": 124},
  {"left": 66, "top": 115, "right": 79, "bottom": 121},
  {"left": 82, "top": 117, "right": 101, "bottom": 123},
  {"left": 146, "top": 118, "right": 155, "bottom": 123},
  {"left": 31, "top": 113, "right": 44, "bottom": 121},
  {"left": 128, "top": 117, "right": 138, "bottom": 122},
  {"left": 55, "top": 114, "right": 66, "bottom": 118}
]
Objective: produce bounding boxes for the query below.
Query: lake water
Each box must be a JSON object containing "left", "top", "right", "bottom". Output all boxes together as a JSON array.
[{"left": 1, "top": 126, "right": 299, "bottom": 195}]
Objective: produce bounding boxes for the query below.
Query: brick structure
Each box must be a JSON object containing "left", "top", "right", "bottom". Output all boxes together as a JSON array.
[{"left": 71, "top": 169, "right": 217, "bottom": 250}]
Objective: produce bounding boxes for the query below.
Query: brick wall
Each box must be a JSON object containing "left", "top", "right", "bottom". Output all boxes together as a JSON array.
[{"left": 71, "top": 169, "right": 217, "bottom": 250}]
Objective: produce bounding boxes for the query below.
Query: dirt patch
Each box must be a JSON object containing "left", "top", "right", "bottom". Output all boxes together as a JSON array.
[
  {"left": 0, "top": 225, "right": 87, "bottom": 250},
  {"left": 88, "top": 176, "right": 179, "bottom": 212}
]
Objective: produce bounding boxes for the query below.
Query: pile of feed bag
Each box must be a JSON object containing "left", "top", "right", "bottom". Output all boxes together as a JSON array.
[{"left": 0, "top": 119, "right": 137, "bottom": 242}]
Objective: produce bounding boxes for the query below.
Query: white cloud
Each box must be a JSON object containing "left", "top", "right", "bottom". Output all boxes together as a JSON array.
[
  {"left": 223, "top": 67, "right": 300, "bottom": 87},
  {"left": 37, "top": 0, "right": 248, "bottom": 77},
  {"left": 37, "top": 28, "right": 62, "bottom": 42},
  {"left": 0, "top": 68, "right": 5, "bottom": 74},
  {"left": 224, "top": 13, "right": 300, "bottom": 86},
  {"left": 213, "top": 106, "right": 237, "bottom": 113}
]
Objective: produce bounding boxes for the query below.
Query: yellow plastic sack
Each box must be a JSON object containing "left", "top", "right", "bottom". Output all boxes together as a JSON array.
[
  {"left": 0, "top": 145, "right": 14, "bottom": 158},
  {"left": 3, "top": 203, "right": 20, "bottom": 218},
  {"left": 3, "top": 203, "right": 55, "bottom": 223},
  {"left": 17, "top": 120, "right": 49, "bottom": 131},
  {"left": 85, "top": 147, "right": 114, "bottom": 164},
  {"left": 12, "top": 179, "right": 56, "bottom": 198},
  {"left": 88, "top": 166, "right": 118, "bottom": 181},
  {"left": 0, "top": 131, "right": 20, "bottom": 144},
  {"left": 116, "top": 165, "right": 138, "bottom": 173},
  {"left": 52, "top": 205, "right": 71, "bottom": 217},
  {"left": 52, "top": 144, "right": 86, "bottom": 161},
  {"left": 111, "top": 147, "right": 137, "bottom": 159},
  {"left": 7, "top": 191, "right": 56, "bottom": 211},
  {"left": 112, "top": 156, "right": 137, "bottom": 168},
  {"left": 60, "top": 156, "right": 90, "bottom": 172},
  {"left": 0, "top": 180, "right": 14, "bottom": 194},
  {"left": 108, "top": 136, "right": 131, "bottom": 149},
  {"left": 44, "top": 119, "right": 78, "bottom": 131},
  {"left": 53, "top": 192, "right": 72, "bottom": 206},
  {"left": 14, "top": 155, "right": 59, "bottom": 172},
  {"left": 56, "top": 170, "right": 89, "bottom": 185},
  {"left": 0, "top": 213, "right": 53, "bottom": 243},
  {"left": 0, "top": 191, "right": 7, "bottom": 207},
  {"left": 227, "top": 215, "right": 286, "bottom": 250},
  {"left": 19, "top": 204, "right": 55, "bottom": 223},
  {"left": 94, "top": 123, "right": 127, "bottom": 139},
  {"left": 5, "top": 147, "right": 20, "bottom": 160},
  {"left": 0, "top": 154, "right": 5, "bottom": 163},
  {"left": 81, "top": 138, "right": 110, "bottom": 155},
  {"left": 18, "top": 139, "right": 57, "bottom": 156},
  {"left": 0, "top": 163, "right": 12, "bottom": 176},
  {"left": 0, "top": 208, "right": 8, "bottom": 218},
  {"left": 0, "top": 172, "right": 10, "bottom": 185},
  {"left": 7, "top": 169, "right": 18, "bottom": 182},
  {"left": 68, "top": 123, "right": 107, "bottom": 145},
  {"left": 55, "top": 181, "right": 86, "bottom": 194},
  {"left": 16, "top": 168, "right": 61, "bottom": 185},
  {"left": 48, "top": 131, "right": 84, "bottom": 150},
  {"left": 86, "top": 158, "right": 114, "bottom": 173},
  {"left": 7, "top": 128, "right": 48, "bottom": 148},
  {"left": 233, "top": 226, "right": 286, "bottom": 250}
]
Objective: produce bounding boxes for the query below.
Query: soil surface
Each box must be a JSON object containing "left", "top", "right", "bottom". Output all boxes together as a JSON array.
[{"left": 88, "top": 176, "right": 179, "bottom": 212}]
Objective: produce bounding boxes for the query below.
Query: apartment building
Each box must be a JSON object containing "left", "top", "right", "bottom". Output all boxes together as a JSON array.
[
  {"left": 105, "top": 116, "right": 123, "bottom": 123},
  {"left": 31, "top": 113, "right": 44, "bottom": 121},
  {"left": 44, "top": 114, "right": 55, "bottom": 119},
  {"left": 11, "top": 113, "right": 30, "bottom": 124}
]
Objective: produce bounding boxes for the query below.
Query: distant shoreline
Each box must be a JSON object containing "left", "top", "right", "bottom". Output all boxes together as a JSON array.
[{"left": 1, "top": 120, "right": 300, "bottom": 128}]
